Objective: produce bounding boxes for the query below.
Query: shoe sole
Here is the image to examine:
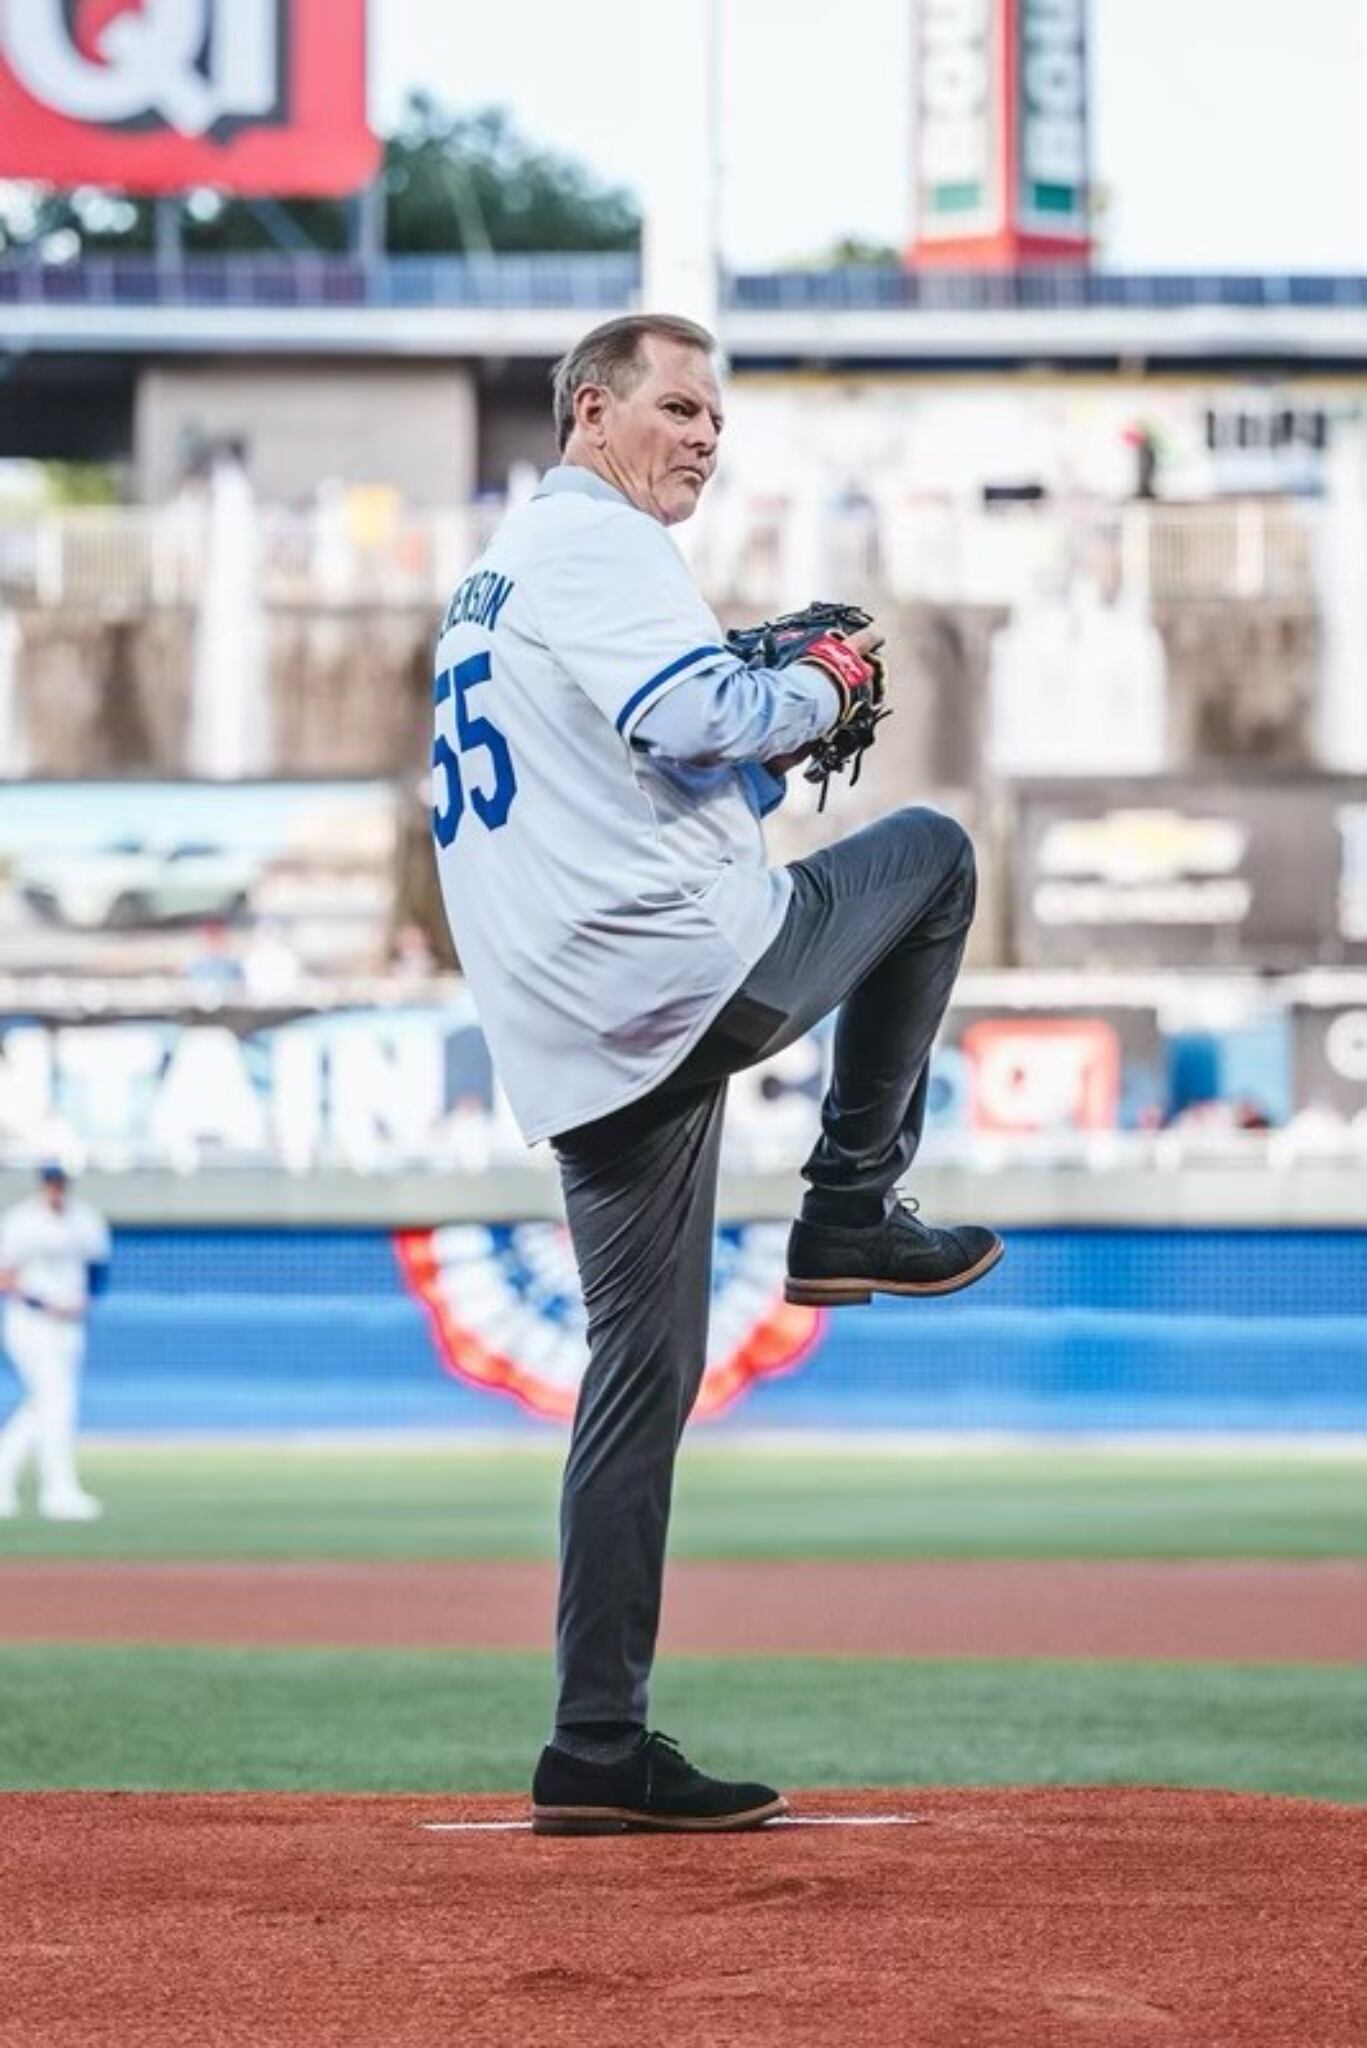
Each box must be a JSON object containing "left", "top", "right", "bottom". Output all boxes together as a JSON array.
[
  {"left": 531, "top": 1795, "right": 789, "bottom": 1837},
  {"left": 784, "top": 1236, "right": 1005, "bottom": 1307}
]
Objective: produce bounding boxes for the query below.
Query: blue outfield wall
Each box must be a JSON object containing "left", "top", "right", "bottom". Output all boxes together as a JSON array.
[{"left": 11, "top": 1227, "right": 1367, "bottom": 1438}]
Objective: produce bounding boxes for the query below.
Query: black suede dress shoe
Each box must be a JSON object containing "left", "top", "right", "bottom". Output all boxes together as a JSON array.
[
  {"left": 531, "top": 1731, "right": 787, "bottom": 1835},
  {"left": 786, "top": 1201, "right": 1003, "bottom": 1306}
]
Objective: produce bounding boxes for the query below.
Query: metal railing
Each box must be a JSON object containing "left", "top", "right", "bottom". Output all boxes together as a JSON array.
[
  {"left": 257, "top": 503, "right": 493, "bottom": 608},
  {"left": 0, "top": 505, "right": 197, "bottom": 608},
  {"left": 865, "top": 498, "right": 1319, "bottom": 608},
  {"left": 0, "top": 495, "right": 1321, "bottom": 612},
  {"left": 727, "top": 268, "right": 1367, "bottom": 312},
  {"left": 0, "top": 251, "right": 640, "bottom": 311},
  {"left": 4, "top": 254, "right": 1367, "bottom": 314}
]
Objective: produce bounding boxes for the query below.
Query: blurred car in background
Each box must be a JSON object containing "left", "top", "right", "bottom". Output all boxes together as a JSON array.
[{"left": 16, "top": 840, "right": 259, "bottom": 929}]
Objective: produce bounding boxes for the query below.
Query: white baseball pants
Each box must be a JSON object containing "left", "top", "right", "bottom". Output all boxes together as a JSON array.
[{"left": 0, "top": 1302, "right": 88, "bottom": 1508}]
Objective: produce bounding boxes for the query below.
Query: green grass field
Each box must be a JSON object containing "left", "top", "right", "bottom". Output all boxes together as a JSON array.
[
  {"left": 2, "top": 1445, "right": 1363, "bottom": 1799},
  {"left": 4, "top": 1648, "right": 1362, "bottom": 1800},
  {"left": 0, "top": 1442, "right": 1362, "bottom": 1560}
]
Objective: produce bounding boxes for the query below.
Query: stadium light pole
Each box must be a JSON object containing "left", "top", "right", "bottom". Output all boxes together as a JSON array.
[{"left": 641, "top": 0, "right": 721, "bottom": 329}]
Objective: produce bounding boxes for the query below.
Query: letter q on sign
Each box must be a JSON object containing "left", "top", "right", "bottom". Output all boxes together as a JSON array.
[
  {"left": 0, "top": 0, "right": 378, "bottom": 197},
  {"left": 6, "top": 0, "right": 215, "bottom": 130}
]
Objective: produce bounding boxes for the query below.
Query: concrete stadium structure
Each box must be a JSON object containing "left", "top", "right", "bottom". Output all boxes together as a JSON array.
[{"left": 7, "top": 258, "right": 1367, "bottom": 496}]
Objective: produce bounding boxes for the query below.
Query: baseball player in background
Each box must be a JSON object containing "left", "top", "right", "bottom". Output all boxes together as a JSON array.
[
  {"left": 0, "top": 1164, "right": 111, "bottom": 1522},
  {"left": 433, "top": 313, "right": 1001, "bottom": 1834}
]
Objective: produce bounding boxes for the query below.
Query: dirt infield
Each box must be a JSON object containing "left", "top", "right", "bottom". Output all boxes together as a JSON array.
[
  {"left": 1, "top": 1788, "right": 1360, "bottom": 2047},
  {"left": 0, "top": 1559, "right": 1361, "bottom": 1660}
]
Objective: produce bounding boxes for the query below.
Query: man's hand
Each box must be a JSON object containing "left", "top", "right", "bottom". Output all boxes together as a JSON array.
[
  {"left": 726, "top": 601, "right": 892, "bottom": 809},
  {"left": 766, "top": 631, "right": 885, "bottom": 773},
  {"left": 721, "top": 598, "right": 893, "bottom": 806},
  {"left": 766, "top": 741, "right": 820, "bottom": 778},
  {"left": 845, "top": 622, "right": 886, "bottom": 671}
]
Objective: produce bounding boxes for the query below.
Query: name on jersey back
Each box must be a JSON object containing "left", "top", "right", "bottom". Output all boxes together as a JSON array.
[{"left": 440, "top": 570, "right": 516, "bottom": 638}]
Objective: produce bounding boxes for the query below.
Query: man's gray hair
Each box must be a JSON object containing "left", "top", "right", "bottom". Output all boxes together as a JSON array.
[{"left": 550, "top": 313, "right": 722, "bottom": 452}]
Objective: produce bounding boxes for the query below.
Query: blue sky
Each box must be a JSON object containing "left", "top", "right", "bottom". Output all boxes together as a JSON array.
[{"left": 371, "top": 0, "right": 1367, "bottom": 270}]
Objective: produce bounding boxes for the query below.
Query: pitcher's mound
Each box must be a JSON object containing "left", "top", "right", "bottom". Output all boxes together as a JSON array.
[{"left": 2, "top": 1787, "right": 1361, "bottom": 2046}]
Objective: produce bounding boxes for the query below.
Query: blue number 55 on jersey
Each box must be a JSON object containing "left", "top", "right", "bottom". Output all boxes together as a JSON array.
[{"left": 433, "top": 652, "right": 519, "bottom": 848}]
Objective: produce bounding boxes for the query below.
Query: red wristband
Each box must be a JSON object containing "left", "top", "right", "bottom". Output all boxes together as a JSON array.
[{"left": 800, "top": 633, "right": 875, "bottom": 708}]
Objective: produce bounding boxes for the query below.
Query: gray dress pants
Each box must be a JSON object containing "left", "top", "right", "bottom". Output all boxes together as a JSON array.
[{"left": 550, "top": 805, "right": 976, "bottom": 1733}]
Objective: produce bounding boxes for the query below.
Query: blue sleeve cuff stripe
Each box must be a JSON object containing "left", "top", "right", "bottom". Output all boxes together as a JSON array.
[{"left": 615, "top": 644, "right": 726, "bottom": 735}]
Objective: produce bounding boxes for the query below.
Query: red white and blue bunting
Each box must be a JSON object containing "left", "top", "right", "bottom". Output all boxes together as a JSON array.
[{"left": 395, "top": 1223, "right": 823, "bottom": 1422}]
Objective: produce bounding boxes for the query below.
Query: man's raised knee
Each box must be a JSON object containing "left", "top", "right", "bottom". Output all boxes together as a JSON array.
[
  {"left": 897, "top": 805, "right": 975, "bottom": 887},
  {"left": 940, "top": 812, "right": 975, "bottom": 880}
]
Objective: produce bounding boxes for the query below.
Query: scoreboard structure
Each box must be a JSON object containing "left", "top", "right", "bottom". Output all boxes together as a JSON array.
[{"left": 911, "top": 0, "right": 1091, "bottom": 268}]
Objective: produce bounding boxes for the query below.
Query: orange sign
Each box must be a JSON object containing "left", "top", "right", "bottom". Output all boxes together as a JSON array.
[{"left": 963, "top": 1017, "right": 1120, "bottom": 1130}]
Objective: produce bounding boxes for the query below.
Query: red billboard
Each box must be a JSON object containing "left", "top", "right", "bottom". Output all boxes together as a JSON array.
[
  {"left": 0, "top": 0, "right": 378, "bottom": 195},
  {"left": 962, "top": 1017, "right": 1121, "bottom": 1132}
]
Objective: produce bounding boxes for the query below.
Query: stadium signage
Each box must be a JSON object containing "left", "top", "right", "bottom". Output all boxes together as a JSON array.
[
  {"left": 912, "top": 0, "right": 1090, "bottom": 267},
  {"left": 1019, "top": 0, "right": 1087, "bottom": 234},
  {"left": 1205, "top": 397, "right": 1333, "bottom": 492},
  {"left": 963, "top": 1016, "right": 1122, "bottom": 1131},
  {"left": 1014, "top": 781, "right": 1367, "bottom": 969},
  {"left": 917, "top": 0, "right": 998, "bottom": 239},
  {"left": 5, "top": 0, "right": 281, "bottom": 135},
  {"left": 0, "top": 1006, "right": 829, "bottom": 1172},
  {"left": 0, "top": 0, "right": 378, "bottom": 195},
  {"left": 1033, "top": 811, "right": 1253, "bottom": 930}
]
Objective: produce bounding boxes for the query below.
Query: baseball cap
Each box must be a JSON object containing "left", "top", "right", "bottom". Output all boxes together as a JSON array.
[{"left": 38, "top": 1161, "right": 70, "bottom": 1185}]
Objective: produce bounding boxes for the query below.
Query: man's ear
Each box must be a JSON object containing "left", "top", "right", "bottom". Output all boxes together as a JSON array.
[{"left": 576, "top": 383, "right": 609, "bottom": 446}]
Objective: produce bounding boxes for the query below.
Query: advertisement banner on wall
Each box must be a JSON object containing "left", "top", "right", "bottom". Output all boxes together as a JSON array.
[
  {"left": 0, "top": 996, "right": 840, "bottom": 1174},
  {"left": 927, "top": 1002, "right": 1167, "bottom": 1134},
  {"left": 0, "top": 989, "right": 1194, "bottom": 1174},
  {"left": 1012, "top": 780, "right": 1367, "bottom": 971},
  {"left": 0, "top": 995, "right": 500, "bottom": 1172},
  {"left": 0, "top": 977, "right": 1326, "bottom": 1170},
  {"left": 0, "top": 0, "right": 378, "bottom": 195}
]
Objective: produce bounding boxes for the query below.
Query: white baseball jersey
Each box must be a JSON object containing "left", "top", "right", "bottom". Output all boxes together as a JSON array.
[
  {"left": 433, "top": 466, "right": 794, "bottom": 1143},
  {"left": 0, "top": 1196, "right": 110, "bottom": 1316}
]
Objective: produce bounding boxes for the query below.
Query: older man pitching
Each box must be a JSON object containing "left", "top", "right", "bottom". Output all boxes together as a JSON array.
[{"left": 432, "top": 312, "right": 1000, "bottom": 1833}]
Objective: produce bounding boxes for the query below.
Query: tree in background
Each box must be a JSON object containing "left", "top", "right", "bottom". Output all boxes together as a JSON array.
[
  {"left": 383, "top": 96, "right": 637, "bottom": 255},
  {"left": 0, "top": 97, "right": 639, "bottom": 258},
  {"left": 816, "top": 237, "right": 902, "bottom": 267}
]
